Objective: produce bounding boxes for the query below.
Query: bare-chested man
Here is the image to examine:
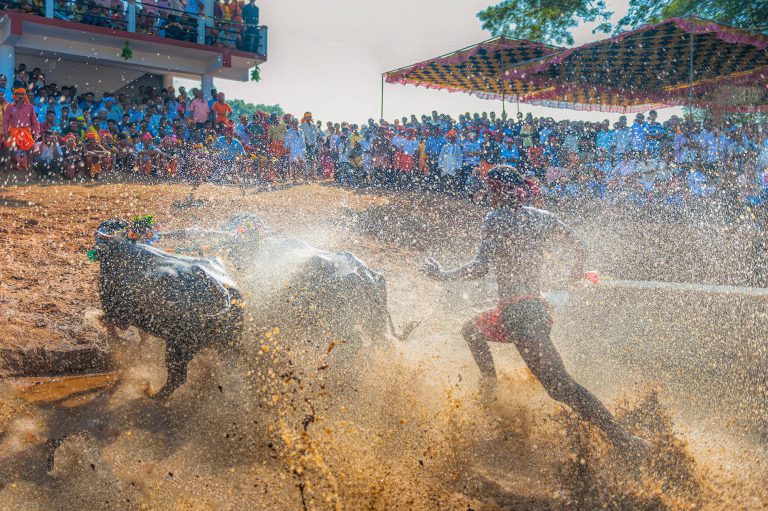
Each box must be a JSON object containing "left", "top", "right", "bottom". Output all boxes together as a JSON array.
[{"left": 422, "top": 165, "right": 643, "bottom": 450}]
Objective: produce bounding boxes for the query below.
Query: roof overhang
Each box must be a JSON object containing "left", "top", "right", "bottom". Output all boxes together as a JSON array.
[{"left": 0, "top": 12, "right": 264, "bottom": 81}]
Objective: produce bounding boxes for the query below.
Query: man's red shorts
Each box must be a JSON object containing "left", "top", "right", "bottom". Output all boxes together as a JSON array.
[{"left": 473, "top": 296, "right": 551, "bottom": 343}]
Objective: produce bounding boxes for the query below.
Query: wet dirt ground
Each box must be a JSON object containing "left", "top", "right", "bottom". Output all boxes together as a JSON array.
[{"left": 0, "top": 176, "right": 766, "bottom": 510}]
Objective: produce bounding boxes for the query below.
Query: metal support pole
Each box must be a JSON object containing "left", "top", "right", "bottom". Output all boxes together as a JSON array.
[
  {"left": 127, "top": 1, "right": 136, "bottom": 33},
  {"left": 197, "top": 15, "right": 206, "bottom": 44},
  {"left": 380, "top": 74, "right": 384, "bottom": 120},
  {"left": 500, "top": 57, "right": 506, "bottom": 117},
  {"left": 688, "top": 33, "right": 695, "bottom": 115}
]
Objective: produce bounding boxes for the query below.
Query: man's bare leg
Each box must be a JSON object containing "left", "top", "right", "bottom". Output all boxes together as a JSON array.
[
  {"left": 500, "top": 301, "right": 640, "bottom": 448},
  {"left": 462, "top": 320, "right": 497, "bottom": 383}
]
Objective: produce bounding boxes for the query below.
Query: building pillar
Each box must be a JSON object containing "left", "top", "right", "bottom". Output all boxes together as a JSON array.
[
  {"left": 45, "top": 0, "right": 53, "bottom": 18},
  {"left": 162, "top": 74, "right": 174, "bottom": 90},
  {"left": 201, "top": 74, "right": 214, "bottom": 99},
  {"left": 0, "top": 44, "right": 15, "bottom": 84},
  {"left": 127, "top": 1, "right": 136, "bottom": 32}
]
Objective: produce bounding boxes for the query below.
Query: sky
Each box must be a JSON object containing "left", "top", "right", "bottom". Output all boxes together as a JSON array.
[{"left": 180, "top": 0, "right": 681, "bottom": 124}]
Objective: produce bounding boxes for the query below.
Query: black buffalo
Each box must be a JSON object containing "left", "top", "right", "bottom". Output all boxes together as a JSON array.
[
  {"left": 250, "top": 236, "right": 414, "bottom": 353},
  {"left": 94, "top": 218, "right": 244, "bottom": 399},
  {"left": 165, "top": 214, "right": 417, "bottom": 355}
]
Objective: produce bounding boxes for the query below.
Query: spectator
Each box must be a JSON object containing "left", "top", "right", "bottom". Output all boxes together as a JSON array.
[
  {"left": 438, "top": 129, "right": 463, "bottom": 193},
  {"left": 3, "top": 88, "right": 40, "bottom": 170},
  {"left": 211, "top": 92, "right": 232, "bottom": 126},
  {"left": 32, "top": 130, "right": 62, "bottom": 179},
  {"left": 241, "top": 0, "right": 260, "bottom": 52}
]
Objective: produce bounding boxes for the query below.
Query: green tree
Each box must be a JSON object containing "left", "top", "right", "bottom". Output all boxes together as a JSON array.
[
  {"left": 477, "top": 0, "right": 612, "bottom": 45},
  {"left": 228, "top": 98, "right": 284, "bottom": 118},
  {"left": 478, "top": 0, "right": 768, "bottom": 46}
]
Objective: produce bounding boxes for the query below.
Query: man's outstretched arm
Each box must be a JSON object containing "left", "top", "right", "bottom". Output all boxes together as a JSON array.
[
  {"left": 422, "top": 255, "right": 489, "bottom": 281},
  {"left": 421, "top": 218, "right": 492, "bottom": 281}
]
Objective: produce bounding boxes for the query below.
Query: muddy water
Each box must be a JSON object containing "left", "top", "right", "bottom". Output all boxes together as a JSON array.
[
  {"left": 0, "top": 184, "right": 766, "bottom": 510},
  {"left": 1, "top": 300, "right": 765, "bottom": 510}
]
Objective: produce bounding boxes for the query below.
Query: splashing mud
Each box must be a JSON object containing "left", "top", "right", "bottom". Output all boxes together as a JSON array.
[{"left": 0, "top": 182, "right": 766, "bottom": 510}]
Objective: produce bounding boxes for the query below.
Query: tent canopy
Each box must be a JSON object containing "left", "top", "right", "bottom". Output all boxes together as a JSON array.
[
  {"left": 384, "top": 18, "right": 768, "bottom": 113},
  {"left": 384, "top": 36, "right": 562, "bottom": 102}
]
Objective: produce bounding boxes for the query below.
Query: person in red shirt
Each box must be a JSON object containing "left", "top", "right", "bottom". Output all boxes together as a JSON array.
[
  {"left": 3, "top": 88, "right": 40, "bottom": 171},
  {"left": 211, "top": 92, "right": 233, "bottom": 127},
  {"left": 39, "top": 109, "right": 57, "bottom": 133}
]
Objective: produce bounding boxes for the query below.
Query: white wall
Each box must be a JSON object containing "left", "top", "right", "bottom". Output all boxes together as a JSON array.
[{"left": 16, "top": 53, "right": 145, "bottom": 93}]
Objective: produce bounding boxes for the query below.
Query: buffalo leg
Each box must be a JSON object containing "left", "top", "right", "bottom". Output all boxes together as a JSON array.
[{"left": 153, "top": 342, "right": 194, "bottom": 400}]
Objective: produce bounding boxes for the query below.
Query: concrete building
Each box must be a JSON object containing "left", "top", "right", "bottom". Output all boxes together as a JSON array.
[{"left": 0, "top": 0, "right": 267, "bottom": 96}]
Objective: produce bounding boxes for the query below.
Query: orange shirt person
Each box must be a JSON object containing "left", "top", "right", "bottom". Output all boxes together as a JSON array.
[{"left": 212, "top": 92, "right": 233, "bottom": 126}]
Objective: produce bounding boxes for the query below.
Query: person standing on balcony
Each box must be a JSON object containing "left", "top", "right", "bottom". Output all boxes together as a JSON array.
[{"left": 242, "top": 0, "right": 259, "bottom": 53}]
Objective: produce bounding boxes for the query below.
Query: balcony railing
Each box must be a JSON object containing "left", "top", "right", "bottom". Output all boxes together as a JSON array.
[{"left": 0, "top": 0, "right": 267, "bottom": 58}]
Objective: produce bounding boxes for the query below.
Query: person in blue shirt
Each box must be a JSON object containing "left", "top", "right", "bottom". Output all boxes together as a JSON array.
[
  {"left": 645, "top": 110, "right": 665, "bottom": 158},
  {"left": 147, "top": 106, "right": 163, "bottom": 136},
  {"left": 127, "top": 101, "right": 143, "bottom": 124},
  {"left": 628, "top": 113, "right": 648, "bottom": 155},
  {"left": 688, "top": 167, "right": 714, "bottom": 198},
  {"left": 95, "top": 109, "right": 110, "bottom": 132},
  {"left": 213, "top": 126, "right": 246, "bottom": 162},
  {"left": 595, "top": 120, "right": 615, "bottom": 161},
  {"left": 424, "top": 126, "right": 445, "bottom": 176},
  {"left": 460, "top": 131, "right": 481, "bottom": 194},
  {"left": 103, "top": 97, "right": 122, "bottom": 122},
  {"left": 499, "top": 137, "right": 519, "bottom": 165}
]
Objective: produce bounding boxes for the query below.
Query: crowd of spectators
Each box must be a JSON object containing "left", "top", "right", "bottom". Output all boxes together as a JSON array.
[
  {"left": 0, "top": 0, "right": 261, "bottom": 52},
  {"left": 1, "top": 64, "right": 768, "bottom": 217}
]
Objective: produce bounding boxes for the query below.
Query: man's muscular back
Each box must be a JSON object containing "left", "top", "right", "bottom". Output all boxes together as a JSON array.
[{"left": 477, "top": 206, "right": 572, "bottom": 298}]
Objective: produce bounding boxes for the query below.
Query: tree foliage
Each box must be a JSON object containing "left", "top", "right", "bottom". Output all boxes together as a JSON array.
[
  {"left": 617, "top": 0, "right": 768, "bottom": 34},
  {"left": 478, "top": 0, "right": 768, "bottom": 46},
  {"left": 228, "top": 98, "right": 284, "bottom": 118},
  {"left": 477, "top": 0, "right": 612, "bottom": 46}
]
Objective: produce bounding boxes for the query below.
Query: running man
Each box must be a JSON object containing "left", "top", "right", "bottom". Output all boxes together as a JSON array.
[{"left": 421, "top": 165, "right": 643, "bottom": 450}]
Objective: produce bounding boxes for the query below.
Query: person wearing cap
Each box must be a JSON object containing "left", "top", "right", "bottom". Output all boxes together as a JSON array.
[
  {"left": 104, "top": 97, "right": 123, "bottom": 123},
  {"left": 3, "top": 88, "right": 39, "bottom": 171},
  {"left": 421, "top": 165, "right": 646, "bottom": 453},
  {"left": 136, "top": 133, "right": 163, "bottom": 177},
  {"left": 82, "top": 132, "right": 109, "bottom": 179},
  {"left": 300, "top": 112, "right": 320, "bottom": 178}
]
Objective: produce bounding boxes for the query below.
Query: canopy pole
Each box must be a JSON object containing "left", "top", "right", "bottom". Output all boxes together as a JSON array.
[
  {"left": 380, "top": 74, "right": 384, "bottom": 120},
  {"left": 502, "top": 89, "right": 506, "bottom": 116},
  {"left": 688, "top": 33, "right": 694, "bottom": 114}
]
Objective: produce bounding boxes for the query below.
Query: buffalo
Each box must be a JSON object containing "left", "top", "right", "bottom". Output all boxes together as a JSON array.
[
  {"left": 93, "top": 218, "right": 244, "bottom": 399},
  {"left": 165, "top": 214, "right": 417, "bottom": 355}
]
